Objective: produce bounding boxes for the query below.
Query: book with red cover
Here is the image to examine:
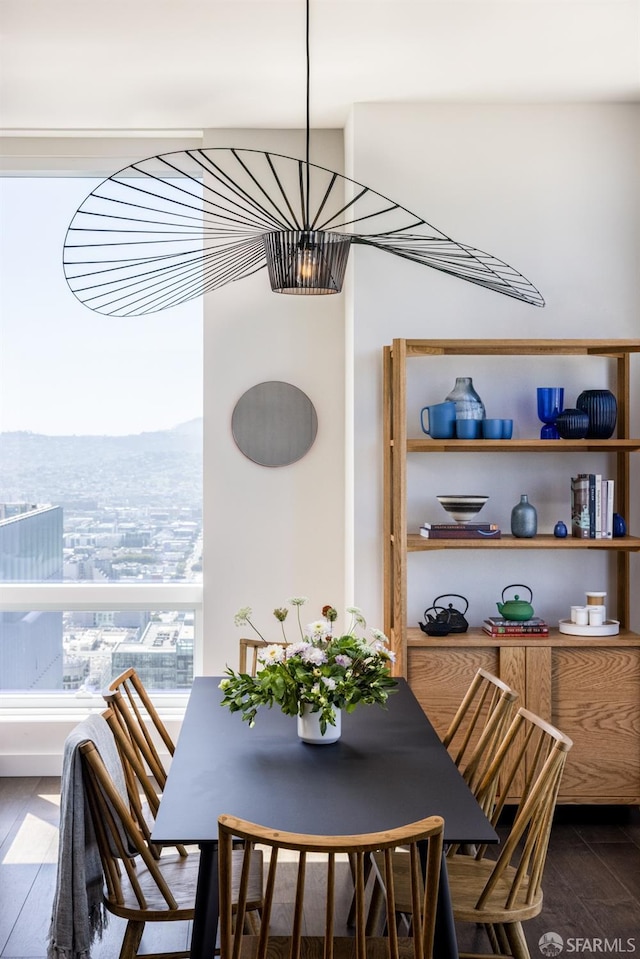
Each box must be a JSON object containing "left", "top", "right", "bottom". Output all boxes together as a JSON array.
[
  {"left": 483, "top": 616, "right": 548, "bottom": 635},
  {"left": 419, "top": 526, "right": 501, "bottom": 539}
]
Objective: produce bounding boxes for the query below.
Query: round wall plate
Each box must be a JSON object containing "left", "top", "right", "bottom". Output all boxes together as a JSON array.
[{"left": 231, "top": 381, "right": 318, "bottom": 468}]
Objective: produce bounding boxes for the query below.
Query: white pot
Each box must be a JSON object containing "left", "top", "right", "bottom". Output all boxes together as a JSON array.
[{"left": 296, "top": 705, "right": 341, "bottom": 744}]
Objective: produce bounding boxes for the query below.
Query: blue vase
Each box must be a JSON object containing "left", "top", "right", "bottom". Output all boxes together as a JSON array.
[
  {"left": 445, "top": 377, "right": 485, "bottom": 420},
  {"left": 555, "top": 409, "right": 589, "bottom": 440},
  {"left": 576, "top": 389, "right": 617, "bottom": 439},
  {"left": 553, "top": 520, "right": 568, "bottom": 538},
  {"left": 511, "top": 494, "right": 537, "bottom": 538}
]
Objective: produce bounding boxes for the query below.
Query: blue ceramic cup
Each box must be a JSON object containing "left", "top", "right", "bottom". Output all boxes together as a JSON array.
[
  {"left": 420, "top": 401, "right": 456, "bottom": 439},
  {"left": 481, "top": 418, "right": 503, "bottom": 439},
  {"left": 455, "top": 419, "right": 480, "bottom": 439},
  {"left": 501, "top": 419, "right": 514, "bottom": 439}
]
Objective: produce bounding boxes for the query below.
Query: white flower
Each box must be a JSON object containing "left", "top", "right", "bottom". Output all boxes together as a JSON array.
[
  {"left": 346, "top": 605, "right": 363, "bottom": 616},
  {"left": 258, "top": 644, "right": 286, "bottom": 664},
  {"left": 306, "top": 620, "right": 331, "bottom": 639},
  {"left": 288, "top": 596, "right": 308, "bottom": 607},
  {"left": 285, "top": 641, "right": 311, "bottom": 658},
  {"left": 370, "top": 628, "right": 389, "bottom": 644},
  {"left": 301, "top": 646, "right": 327, "bottom": 665},
  {"left": 323, "top": 677, "right": 337, "bottom": 691},
  {"left": 234, "top": 607, "right": 252, "bottom": 626}
]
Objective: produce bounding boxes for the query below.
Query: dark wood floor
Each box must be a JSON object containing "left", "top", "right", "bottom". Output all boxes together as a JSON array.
[{"left": 1, "top": 777, "right": 639, "bottom": 958}]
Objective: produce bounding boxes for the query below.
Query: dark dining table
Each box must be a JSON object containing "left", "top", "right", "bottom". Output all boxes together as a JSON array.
[{"left": 152, "top": 676, "right": 498, "bottom": 959}]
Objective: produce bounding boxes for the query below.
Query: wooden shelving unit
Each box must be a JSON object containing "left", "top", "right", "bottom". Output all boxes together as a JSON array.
[{"left": 383, "top": 338, "right": 640, "bottom": 803}]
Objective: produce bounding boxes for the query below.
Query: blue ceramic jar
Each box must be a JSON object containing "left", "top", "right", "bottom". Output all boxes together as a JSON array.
[
  {"left": 576, "top": 389, "right": 617, "bottom": 439},
  {"left": 555, "top": 408, "right": 589, "bottom": 440}
]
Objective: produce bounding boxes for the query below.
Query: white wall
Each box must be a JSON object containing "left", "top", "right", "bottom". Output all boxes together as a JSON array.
[
  {"left": 201, "top": 129, "right": 349, "bottom": 674},
  {"left": 347, "top": 103, "right": 640, "bottom": 636}
]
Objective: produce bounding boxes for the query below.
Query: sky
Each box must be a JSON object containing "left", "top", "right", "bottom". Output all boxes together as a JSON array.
[{"left": 0, "top": 177, "right": 203, "bottom": 436}]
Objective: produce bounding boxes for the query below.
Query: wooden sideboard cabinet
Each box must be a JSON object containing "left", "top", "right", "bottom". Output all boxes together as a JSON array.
[
  {"left": 407, "top": 634, "right": 640, "bottom": 804},
  {"left": 383, "top": 339, "right": 640, "bottom": 803}
]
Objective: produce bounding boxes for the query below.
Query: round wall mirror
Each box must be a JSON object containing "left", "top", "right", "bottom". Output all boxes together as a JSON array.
[{"left": 231, "top": 381, "right": 318, "bottom": 467}]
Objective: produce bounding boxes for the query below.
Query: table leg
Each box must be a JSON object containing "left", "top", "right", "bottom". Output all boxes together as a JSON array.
[
  {"left": 418, "top": 842, "right": 458, "bottom": 959},
  {"left": 434, "top": 852, "right": 459, "bottom": 959},
  {"left": 190, "top": 842, "right": 219, "bottom": 959}
]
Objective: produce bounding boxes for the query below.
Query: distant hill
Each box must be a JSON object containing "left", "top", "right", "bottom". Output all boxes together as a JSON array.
[{"left": 0, "top": 420, "right": 203, "bottom": 508}]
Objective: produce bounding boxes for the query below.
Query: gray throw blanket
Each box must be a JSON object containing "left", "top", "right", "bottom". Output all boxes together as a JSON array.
[{"left": 47, "top": 713, "right": 132, "bottom": 959}]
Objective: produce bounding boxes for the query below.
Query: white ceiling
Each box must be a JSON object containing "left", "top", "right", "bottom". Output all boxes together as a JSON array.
[{"left": 1, "top": 0, "right": 639, "bottom": 133}]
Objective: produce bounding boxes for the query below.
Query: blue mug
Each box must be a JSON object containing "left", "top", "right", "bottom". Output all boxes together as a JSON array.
[
  {"left": 455, "top": 419, "right": 480, "bottom": 439},
  {"left": 420, "top": 401, "right": 456, "bottom": 439},
  {"left": 481, "top": 418, "right": 503, "bottom": 439}
]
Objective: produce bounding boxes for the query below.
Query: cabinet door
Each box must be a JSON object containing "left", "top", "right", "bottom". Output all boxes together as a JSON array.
[
  {"left": 408, "top": 646, "right": 500, "bottom": 739},
  {"left": 551, "top": 647, "right": 640, "bottom": 802}
]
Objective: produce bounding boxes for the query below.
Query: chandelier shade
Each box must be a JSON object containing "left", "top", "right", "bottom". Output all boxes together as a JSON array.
[
  {"left": 262, "top": 230, "right": 352, "bottom": 294},
  {"left": 62, "top": 147, "right": 545, "bottom": 316}
]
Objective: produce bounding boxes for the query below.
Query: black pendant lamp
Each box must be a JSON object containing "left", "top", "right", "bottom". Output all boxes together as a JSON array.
[
  {"left": 62, "top": 3, "right": 545, "bottom": 315},
  {"left": 262, "top": 0, "right": 350, "bottom": 294}
]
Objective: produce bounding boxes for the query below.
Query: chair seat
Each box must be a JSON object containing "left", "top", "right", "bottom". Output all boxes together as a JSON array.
[
  {"left": 105, "top": 849, "right": 263, "bottom": 922},
  {"left": 236, "top": 936, "right": 425, "bottom": 959},
  {"left": 447, "top": 855, "right": 543, "bottom": 923}
]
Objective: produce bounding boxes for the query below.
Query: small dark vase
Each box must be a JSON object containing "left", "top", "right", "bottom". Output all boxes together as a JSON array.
[
  {"left": 553, "top": 520, "right": 568, "bottom": 538},
  {"left": 511, "top": 494, "right": 537, "bottom": 538},
  {"left": 613, "top": 513, "right": 627, "bottom": 537},
  {"left": 555, "top": 408, "right": 589, "bottom": 440},
  {"left": 576, "top": 389, "right": 617, "bottom": 439}
]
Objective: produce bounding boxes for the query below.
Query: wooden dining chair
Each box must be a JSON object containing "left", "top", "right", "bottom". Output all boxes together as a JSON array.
[
  {"left": 218, "top": 813, "right": 445, "bottom": 959},
  {"left": 79, "top": 729, "right": 264, "bottom": 959},
  {"left": 443, "top": 668, "right": 519, "bottom": 788},
  {"left": 238, "top": 637, "right": 287, "bottom": 676},
  {"left": 103, "top": 667, "right": 175, "bottom": 791},
  {"left": 447, "top": 708, "right": 573, "bottom": 959},
  {"left": 101, "top": 706, "right": 186, "bottom": 859},
  {"left": 370, "top": 708, "right": 573, "bottom": 959}
]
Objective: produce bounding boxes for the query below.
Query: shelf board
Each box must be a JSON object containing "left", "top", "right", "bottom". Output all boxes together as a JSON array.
[
  {"left": 407, "top": 532, "right": 640, "bottom": 551},
  {"left": 401, "top": 339, "right": 640, "bottom": 357},
  {"left": 406, "top": 438, "right": 640, "bottom": 453},
  {"left": 406, "top": 626, "right": 640, "bottom": 647}
]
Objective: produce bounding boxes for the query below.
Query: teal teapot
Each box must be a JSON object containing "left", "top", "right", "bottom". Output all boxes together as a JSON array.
[{"left": 497, "top": 584, "right": 534, "bottom": 621}]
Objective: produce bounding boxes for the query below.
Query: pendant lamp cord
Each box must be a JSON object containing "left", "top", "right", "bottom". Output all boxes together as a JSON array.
[{"left": 305, "top": 0, "right": 311, "bottom": 230}]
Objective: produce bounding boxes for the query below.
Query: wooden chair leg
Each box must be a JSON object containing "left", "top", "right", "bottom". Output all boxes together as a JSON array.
[
  {"left": 505, "top": 921, "right": 531, "bottom": 959},
  {"left": 495, "top": 922, "right": 514, "bottom": 956},
  {"left": 119, "top": 920, "right": 144, "bottom": 959},
  {"left": 485, "top": 922, "right": 501, "bottom": 953}
]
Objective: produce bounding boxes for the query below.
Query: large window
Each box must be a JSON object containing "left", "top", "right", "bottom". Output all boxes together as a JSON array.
[{"left": 0, "top": 175, "right": 203, "bottom": 694}]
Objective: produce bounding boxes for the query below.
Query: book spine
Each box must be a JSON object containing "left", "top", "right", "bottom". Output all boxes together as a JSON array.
[
  {"left": 604, "top": 479, "right": 614, "bottom": 538},
  {"left": 483, "top": 626, "right": 549, "bottom": 636},
  {"left": 594, "top": 473, "right": 602, "bottom": 538},
  {"left": 571, "top": 474, "right": 590, "bottom": 538},
  {"left": 588, "top": 473, "right": 596, "bottom": 538},
  {"left": 420, "top": 528, "right": 501, "bottom": 539}
]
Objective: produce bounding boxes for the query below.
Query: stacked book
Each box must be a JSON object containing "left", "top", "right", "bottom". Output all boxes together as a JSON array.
[
  {"left": 570, "top": 473, "right": 614, "bottom": 539},
  {"left": 483, "top": 616, "right": 549, "bottom": 636},
  {"left": 419, "top": 523, "right": 501, "bottom": 540}
]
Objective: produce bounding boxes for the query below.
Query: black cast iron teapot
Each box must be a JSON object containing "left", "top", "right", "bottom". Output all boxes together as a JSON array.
[{"left": 419, "top": 594, "right": 470, "bottom": 635}]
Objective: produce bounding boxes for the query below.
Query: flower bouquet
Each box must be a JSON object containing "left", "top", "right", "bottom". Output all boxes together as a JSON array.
[{"left": 219, "top": 599, "right": 397, "bottom": 734}]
